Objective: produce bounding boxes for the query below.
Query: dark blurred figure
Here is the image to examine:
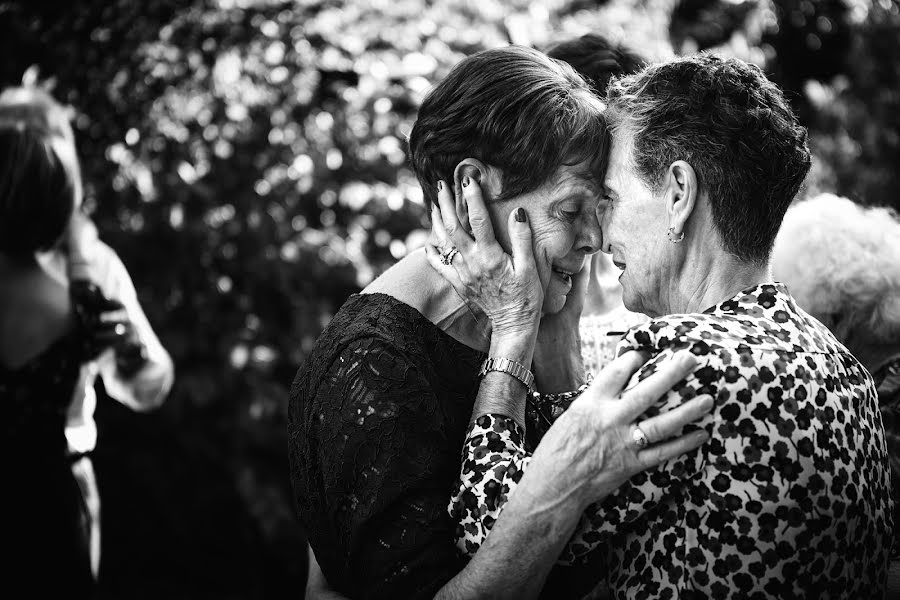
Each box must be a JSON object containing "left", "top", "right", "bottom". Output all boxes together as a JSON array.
[
  {"left": 0, "top": 120, "right": 109, "bottom": 597},
  {"left": 545, "top": 32, "right": 647, "bottom": 100},
  {"left": 772, "top": 192, "right": 900, "bottom": 586},
  {"left": 0, "top": 86, "right": 173, "bottom": 594}
]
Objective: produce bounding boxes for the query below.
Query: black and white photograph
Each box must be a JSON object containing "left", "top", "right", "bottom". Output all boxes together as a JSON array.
[{"left": 1, "top": 0, "right": 898, "bottom": 598}]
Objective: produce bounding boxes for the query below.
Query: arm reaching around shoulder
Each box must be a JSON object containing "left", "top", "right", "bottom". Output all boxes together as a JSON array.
[{"left": 450, "top": 351, "right": 713, "bottom": 565}]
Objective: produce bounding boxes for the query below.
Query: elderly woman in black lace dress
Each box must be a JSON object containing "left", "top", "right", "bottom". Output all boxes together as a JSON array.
[
  {"left": 288, "top": 46, "right": 716, "bottom": 599},
  {"left": 431, "top": 54, "right": 893, "bottom": 598}
]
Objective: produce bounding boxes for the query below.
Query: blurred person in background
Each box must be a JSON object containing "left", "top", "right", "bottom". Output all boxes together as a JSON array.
[
  {"left": 291, "top": 46, "right": 713, "bottom": 600},
  {"left": 772, "top": 192, "right": 900, "bottom": 559},
  {"left": 0, "top": 86, "right": 174, "bottom": 589},
  {"left": 545, "top": 33, "right": 650, "bottom": 380},
  {"left": 0, "top": 120, "right": 117, "bottom": 597}
]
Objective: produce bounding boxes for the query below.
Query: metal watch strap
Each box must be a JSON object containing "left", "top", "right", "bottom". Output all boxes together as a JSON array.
[{"left": 478, "top": 357, "right": 535, "bottom": 393}]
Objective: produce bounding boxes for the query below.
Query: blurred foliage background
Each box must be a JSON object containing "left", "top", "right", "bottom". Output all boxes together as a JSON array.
[{"left": 1, "top": 0, "right": 898, "bottom": 597}]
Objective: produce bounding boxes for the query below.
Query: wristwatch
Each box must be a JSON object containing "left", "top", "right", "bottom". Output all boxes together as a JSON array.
[{"left": 479, "top": 357, "right": 535, "bottom": 393}]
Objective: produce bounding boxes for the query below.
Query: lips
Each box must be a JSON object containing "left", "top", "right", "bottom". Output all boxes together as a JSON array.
[
  {"left": 552, "top": 266, "right": 573, "bottom": 284},
  {"left": 551, "top": 261, "right": 583, "bottom": 285}
]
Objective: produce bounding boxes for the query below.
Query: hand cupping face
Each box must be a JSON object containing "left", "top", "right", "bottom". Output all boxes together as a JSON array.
[{"left": 425, "top": 177, "right": 543, "bottom": 338}]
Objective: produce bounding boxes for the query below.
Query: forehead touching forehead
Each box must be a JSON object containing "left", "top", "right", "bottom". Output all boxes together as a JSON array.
[
  {"left": 548, "top": 159, "right": 605, "bottom": 196},
  {"left": 603, "top": 129, "right": 640, "bottom": 190}
]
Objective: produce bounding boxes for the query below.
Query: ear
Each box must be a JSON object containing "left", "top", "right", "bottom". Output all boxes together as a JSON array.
[
  {"left": 452, "top": 158, "right": 503, "bottom": 235},
  {"left": 665, "top": 160, "right": 698, "bottom": 236}
]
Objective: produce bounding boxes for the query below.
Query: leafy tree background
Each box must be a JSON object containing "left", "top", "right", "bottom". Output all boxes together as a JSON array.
[{"left": 1, "top": 0, "right": 897, "bottom": 597}]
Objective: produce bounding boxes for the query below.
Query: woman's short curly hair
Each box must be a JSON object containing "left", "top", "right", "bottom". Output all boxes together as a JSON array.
[
  {"left": 772, "top": 193, "right": 900, "bottom": 345},
  {"left": 604, "top": 53, "right": 811, "bottom": 265},
  {"left": 0, "top": 122, "right": 77, "bottom": 257},
  {"left": 408, "top": 45, "right": 608, "bottom": 208}
]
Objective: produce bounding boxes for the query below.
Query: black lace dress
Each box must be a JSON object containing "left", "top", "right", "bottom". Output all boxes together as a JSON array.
[
  {"left": 1, "top": 293, "right": 96, "bottom": 597},
  {"left": 289, "top": 292, "right": 598, "bottom": 599},
  {"left": 289, "top": 293, "right": 484, "bottom": 599}
]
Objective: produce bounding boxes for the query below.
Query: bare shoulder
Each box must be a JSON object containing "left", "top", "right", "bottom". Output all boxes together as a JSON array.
[
  {"left": 361, "top": 249, "right": 443, "bottom": 317},
  {"left": 0, "top": 269, "right": 73, "bottom": 369}
]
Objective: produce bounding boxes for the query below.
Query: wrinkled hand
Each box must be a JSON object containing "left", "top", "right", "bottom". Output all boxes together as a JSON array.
[
  {"left": 425, "top": 177, "right": 543, "bottom": 338},
  {"left": 526, "top": 351, "right": 713, "bottom": 507}
]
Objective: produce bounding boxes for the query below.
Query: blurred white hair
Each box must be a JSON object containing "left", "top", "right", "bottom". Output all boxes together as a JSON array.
[{"left": 772, "top": 193, "right": 900, "bottom": 344}]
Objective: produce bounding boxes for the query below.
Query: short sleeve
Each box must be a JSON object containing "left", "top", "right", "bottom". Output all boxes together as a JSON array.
[{"left": 290, "top": 336, "right": 467, "bottom": 600}]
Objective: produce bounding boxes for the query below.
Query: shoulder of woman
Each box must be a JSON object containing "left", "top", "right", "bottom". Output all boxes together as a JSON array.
[{"left": 289, "top": 330, "right": 437, "bottom": 424}]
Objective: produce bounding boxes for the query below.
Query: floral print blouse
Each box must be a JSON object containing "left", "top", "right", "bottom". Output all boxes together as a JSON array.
[{"left": 450, "top": 283, "right": 893, "bottom": 598}]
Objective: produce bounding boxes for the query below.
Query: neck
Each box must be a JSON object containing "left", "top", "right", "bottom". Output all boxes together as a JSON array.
[
  {"left": 363, "top": 249, "right": 493, "bottom": 352},
  {"left": 666, "top": 251, "right": 771, "bottom": 315}
]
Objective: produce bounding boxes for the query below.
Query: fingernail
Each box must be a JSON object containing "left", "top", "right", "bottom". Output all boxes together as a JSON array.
[
  {"left": 515, "top": 207, "right": 526, "bottom": 222},
  {"left": 680, "top": 353, "right": 697, "bottom": 368},
  {"left": 462, "top": 176, "right": 470, "bottom": 188},
  {"left": 437, "top": 180, "right": 443, "bottom": 191},
  {"left": 698, "top": 395, "right": 714, "bottom": 411}
]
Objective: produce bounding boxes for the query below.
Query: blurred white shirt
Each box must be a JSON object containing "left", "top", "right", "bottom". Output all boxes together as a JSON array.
[{"left": 39, "top": 240, "right": 174, "bottom": 578}]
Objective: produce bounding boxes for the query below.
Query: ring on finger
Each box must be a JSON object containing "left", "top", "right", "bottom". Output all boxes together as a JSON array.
[
  {"left": 440, "top": 246, "right": 459, "bottom": 265},
  {"left": 631, "top": 424, "right": 649, "bottom": 450}
]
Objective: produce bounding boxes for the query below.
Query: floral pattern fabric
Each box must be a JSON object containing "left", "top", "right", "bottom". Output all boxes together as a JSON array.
[
  {"left": 451, "top": 282, "right": 893, "bottom": 598},
  {"left": 579, "top": 307, "right": 649, "bottom": 377}
]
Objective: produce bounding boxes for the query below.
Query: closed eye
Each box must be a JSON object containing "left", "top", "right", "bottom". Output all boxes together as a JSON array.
[{"left": 556, "top": 201, "right": 582, "bottom": 221}]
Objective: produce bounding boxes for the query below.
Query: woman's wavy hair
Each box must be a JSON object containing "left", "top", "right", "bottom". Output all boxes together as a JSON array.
[
  {"left": 772, "top": 193, "right": 900, "bottom": 345},
  {"left": 0, "top": 122, "right": 77, "bottom": 257},
  {"left": 408, "top": 45, "right": 609, "bottom": 208},
  {"left": 605, "top": 53, "right": 811, "bottom": 265}
]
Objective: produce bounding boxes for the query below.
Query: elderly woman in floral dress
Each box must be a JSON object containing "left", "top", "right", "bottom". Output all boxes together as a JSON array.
[{"left": 430, "top": 54, "right": 893, "bottom": 598}]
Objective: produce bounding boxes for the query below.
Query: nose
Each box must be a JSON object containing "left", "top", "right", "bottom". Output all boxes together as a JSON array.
[
  {"left": 576, "top": 210, "right": 603, "bottom": 255},
  {"left": 595, "top": 204, "right": 613, "bottom": 254}
]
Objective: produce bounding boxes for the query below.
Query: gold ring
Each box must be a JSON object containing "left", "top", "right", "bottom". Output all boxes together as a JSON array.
[{"left": 440, "top": 246, "right": 458, "bottom": 265}]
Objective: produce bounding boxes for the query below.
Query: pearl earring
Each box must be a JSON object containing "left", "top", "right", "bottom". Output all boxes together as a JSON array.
[{"left": 666, "top": 227, "right": 684, "bottom": 243}]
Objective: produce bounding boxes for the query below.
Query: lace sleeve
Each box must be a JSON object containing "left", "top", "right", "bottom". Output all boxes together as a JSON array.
[{"left": 291, "top": 336, "right": 467, "bottom": 600}]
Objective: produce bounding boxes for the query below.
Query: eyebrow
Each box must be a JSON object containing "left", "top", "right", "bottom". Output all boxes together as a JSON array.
[{"left": 554, "top": 172, "right": 604, "bottom": 197}]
